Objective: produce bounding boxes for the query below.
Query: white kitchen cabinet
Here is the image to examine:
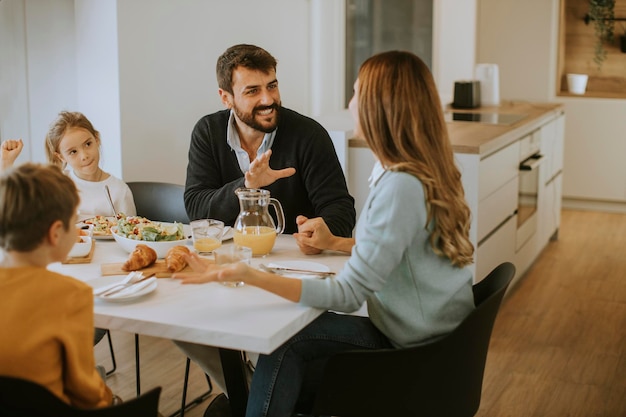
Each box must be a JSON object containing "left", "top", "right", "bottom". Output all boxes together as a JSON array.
[
  {"left": 476, "top": 143, "right": 519, "bottom": 243},
  {"left": 538, "top": 112, "right": 565, "bottom": 246},
  {"left": 457, "top": 140, "right": 519, "bottom": 283},
  {"left": 476, "top": 214, "right": 517, "bottom": 282}
]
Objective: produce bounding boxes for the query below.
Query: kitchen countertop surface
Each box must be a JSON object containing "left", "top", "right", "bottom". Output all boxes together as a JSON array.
[
  {"left": 444, "top": 100, "right": 564, "bottom": 157},
  {"left": 339, "top": 100, "right": 564, "bottom": 158}
]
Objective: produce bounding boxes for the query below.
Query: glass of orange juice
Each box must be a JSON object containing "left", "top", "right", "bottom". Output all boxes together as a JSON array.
[{"left": 190, "top": 219, "right": 224, "bottom": 255}]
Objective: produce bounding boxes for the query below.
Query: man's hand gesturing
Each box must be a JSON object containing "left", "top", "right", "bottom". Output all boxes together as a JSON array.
[{"left": 244, "top": 149, "right": 296, "bottom": 189}]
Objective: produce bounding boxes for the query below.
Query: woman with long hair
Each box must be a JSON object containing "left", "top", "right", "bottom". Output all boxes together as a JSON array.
[{"left": 175, "top": 50, "right": 475, "bottom": 417}]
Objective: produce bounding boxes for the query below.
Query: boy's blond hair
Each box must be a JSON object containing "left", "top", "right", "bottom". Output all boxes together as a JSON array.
[{"left": 0, "top": 163, "right": 79, "bottom": 251}]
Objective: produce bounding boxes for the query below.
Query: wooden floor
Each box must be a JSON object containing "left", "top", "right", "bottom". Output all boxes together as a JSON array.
[
  {"left": 478, "top": 209, "right": 626, "bottom": 417},
  {"left": 95, "top": 331, "right": 217, "bottom": 417},
  {"left": 96, "top": 209, "right": 626, "bottom": 416}
]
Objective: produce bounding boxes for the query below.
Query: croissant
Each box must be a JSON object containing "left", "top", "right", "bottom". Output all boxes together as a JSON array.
[
  {"left": 166, "top": 245, "right": 190, "bottom": 272},
  {"left": 122, "top": 244, "right": 157, "bottom": 271}
]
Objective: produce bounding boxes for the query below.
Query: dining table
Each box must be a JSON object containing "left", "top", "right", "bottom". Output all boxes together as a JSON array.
[{"left": 48, "top": 233, "right": 353, "bottom": 417}]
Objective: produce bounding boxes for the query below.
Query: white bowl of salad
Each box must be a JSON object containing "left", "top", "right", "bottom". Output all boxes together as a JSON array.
[{"left": 111, "top": 216, "right": 190, "bottom": 258}]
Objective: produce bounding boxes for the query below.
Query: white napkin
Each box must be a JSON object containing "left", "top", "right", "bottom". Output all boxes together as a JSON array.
[{"left": 101, "top": 277, "right": 157, "bottom": 299}]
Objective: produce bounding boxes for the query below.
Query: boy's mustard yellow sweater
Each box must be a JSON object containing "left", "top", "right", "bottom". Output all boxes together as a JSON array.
[{"left": 0, "top": 266, "right": 112, "bottom": 408}]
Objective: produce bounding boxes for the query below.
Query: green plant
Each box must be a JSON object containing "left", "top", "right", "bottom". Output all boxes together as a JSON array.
[{"left": 588, "top": 0, "right": 615, "bottom": 69}]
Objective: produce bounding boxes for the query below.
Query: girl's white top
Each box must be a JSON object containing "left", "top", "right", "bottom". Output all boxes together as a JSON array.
[{"left": 69, "top": 170, "right": 136, "bottom": 221}]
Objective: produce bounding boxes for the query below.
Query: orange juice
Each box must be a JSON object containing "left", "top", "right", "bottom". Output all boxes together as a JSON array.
[
  {"left": 193, "top": 237, "right": 222, "bottom": 252},
  {"left": 233, "top": 226, "right": 276, "bottom": 256}
]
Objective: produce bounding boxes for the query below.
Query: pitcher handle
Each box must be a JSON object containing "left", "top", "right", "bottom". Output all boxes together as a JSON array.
[{"left": 269, "top": 198, "right": 285, "bottom": 235}]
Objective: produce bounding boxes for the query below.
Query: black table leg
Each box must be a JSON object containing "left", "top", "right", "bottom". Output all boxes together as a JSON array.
[
  {"left": 218, "top": 348, "right": 248, "bottom": 417},
  {"left": 135, "top": 333, "right": 141, "bottom": 397}
]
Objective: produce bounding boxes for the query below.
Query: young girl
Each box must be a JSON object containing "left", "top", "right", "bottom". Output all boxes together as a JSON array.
[
  {"left": 44, "top": 111, "right": 136, "bottom": 221},
  {"left": 175, "top": 51, "right": 476, "bottom": 416}
]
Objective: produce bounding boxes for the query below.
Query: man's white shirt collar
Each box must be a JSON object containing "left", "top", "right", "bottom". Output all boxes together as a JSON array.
[{"left": 226, "top": 110, "right": 276, "bottom": 173}]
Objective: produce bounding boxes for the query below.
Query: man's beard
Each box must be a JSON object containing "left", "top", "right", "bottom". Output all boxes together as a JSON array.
[{"left": 233, "top": 102, "right": 281, "bottom": 133}]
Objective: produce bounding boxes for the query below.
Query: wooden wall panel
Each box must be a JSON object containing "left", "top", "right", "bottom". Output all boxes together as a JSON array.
[{"left": 559, "top": 0, "right": 626, "bottom": 98}]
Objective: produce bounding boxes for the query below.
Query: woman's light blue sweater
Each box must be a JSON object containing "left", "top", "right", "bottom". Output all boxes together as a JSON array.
[{"left": 300, "top": 168, "right": 475, "bottom": 348}]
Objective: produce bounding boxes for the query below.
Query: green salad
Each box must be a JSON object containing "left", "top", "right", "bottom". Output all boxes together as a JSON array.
[{"left": 115, "top": 216, "right": 185, "bottom": 242}]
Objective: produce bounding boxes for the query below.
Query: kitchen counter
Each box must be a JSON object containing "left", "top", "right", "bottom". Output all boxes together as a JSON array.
[
  {"left": 331, "top": 101, "right": 564, "bottom": 158},
  {"left": 444, "top": 101, "right": 564, "bottom": 157}
]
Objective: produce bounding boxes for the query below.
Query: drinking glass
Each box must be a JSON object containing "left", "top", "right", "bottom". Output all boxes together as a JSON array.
[
  {"left": 214, "top": 244, "right": 252, "bottom": 287},
  {"left": 190, "top": 219, "right": 224, "bottom": 255}
]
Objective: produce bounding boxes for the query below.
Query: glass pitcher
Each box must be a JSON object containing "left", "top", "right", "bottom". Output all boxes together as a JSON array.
[{"left": 233, "top": 188, "right": 285, "bottom": 256}]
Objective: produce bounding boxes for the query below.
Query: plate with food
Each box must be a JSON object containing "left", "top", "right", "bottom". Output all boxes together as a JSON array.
[{"left": 80, "top": 214, "right": 126, "bottom": 239}]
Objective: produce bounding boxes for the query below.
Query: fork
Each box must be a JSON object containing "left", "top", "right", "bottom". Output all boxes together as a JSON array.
[
  {"left": 104, "top": 185, "right": 118, "bottom": 217},
  {"left": 100, "top": 273, "right": 156, "bottom": 297},
  {"left": 93, "top": 271, "right": 144, "bottom": 296}
]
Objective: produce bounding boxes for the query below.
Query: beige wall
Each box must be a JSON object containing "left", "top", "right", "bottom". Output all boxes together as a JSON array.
[{"left": 0, "top": 0, "right": 478, "bottom": 188}]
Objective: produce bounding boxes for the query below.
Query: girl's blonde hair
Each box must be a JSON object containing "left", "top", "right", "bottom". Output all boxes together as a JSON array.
[
  {"left": 45, "top": 111, "right": 101, "bottom": 169},
  {"left": 357, "top": 51, "right": 474, "bottom": 267}
]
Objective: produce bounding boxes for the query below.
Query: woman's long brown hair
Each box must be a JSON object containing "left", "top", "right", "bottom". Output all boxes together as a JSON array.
[{"left": 357, "top": 51, "right": 474, "bottom": 267}]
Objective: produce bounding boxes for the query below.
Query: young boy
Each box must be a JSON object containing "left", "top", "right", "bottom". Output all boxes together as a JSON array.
[{"left": 0, "top": 163, "right": 112, "bottom": 408}]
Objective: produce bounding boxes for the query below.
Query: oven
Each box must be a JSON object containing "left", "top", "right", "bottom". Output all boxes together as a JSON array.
[{"left": 516, "top": 131, "right": 544, "bottom": 251}]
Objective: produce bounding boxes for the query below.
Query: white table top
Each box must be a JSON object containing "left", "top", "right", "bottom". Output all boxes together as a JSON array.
[{"left": 48, "top": 235, "right": 351, "bottom": 354}]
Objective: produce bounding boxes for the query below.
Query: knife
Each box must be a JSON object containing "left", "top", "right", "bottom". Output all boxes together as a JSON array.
[{"left": 259, "top": 264, "right": 335, "bottom": 277}]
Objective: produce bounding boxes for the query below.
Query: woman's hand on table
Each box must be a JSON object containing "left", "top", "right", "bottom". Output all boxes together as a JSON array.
[
  {"left": 173, "top": 252, "right": 303, "bottom": 302},
  {"left": 173, "top": 252, "right": 246, "bottom": 284}
]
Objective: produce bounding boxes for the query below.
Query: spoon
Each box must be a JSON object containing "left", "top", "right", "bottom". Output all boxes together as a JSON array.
[{"left": 104, "top": 185, "right": 118, "bottom": 217}]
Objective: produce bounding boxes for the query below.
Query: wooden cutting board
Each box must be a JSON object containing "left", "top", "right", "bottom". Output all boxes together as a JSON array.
[
  {"left": 62, "top": 239, "right": 96, "bottom": 264},
  {"left": 100, "top": 260, "right": 192, "bottom": 277}
]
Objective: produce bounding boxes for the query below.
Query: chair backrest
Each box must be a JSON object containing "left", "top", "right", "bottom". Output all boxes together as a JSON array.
[
  {"left": 310, "top": 262, "right": 515, "bottom": 417},
  {"left": 0, "top": 376, "right": 161, "bottom": 416},
  {"left": 127, "top": 181, "right": 189, "bottom": 223}
]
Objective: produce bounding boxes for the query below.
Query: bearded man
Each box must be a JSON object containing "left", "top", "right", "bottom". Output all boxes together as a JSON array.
[
  {"left": 184, "top": 44, "right": 355, "bottom": 241},
  {"left": 180, "top": 44, "right": 356, "bottom": 413}
]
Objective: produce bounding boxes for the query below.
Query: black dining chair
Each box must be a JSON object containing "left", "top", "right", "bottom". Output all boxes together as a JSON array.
[
  {"left": 0, "top": 376, "right": 161, "bottom": 416},
  {"left": 127, "top": 181, "right": 212, "bottom": 416},
  {"left": 308, "top": 262, "right": 516, "bottom": 417},
  {"left": 127, "top": 181, "right": 190, "bottom": 224}
]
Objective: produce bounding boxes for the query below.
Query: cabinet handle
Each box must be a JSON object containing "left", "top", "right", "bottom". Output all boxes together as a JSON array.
[{"left": 519, "top": 154, "right": 544, "bottom": 171}]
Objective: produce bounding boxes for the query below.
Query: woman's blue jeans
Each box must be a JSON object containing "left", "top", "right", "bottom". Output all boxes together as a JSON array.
[{"left": 245, "top": 311, "right": 393, "bottom": 417}]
